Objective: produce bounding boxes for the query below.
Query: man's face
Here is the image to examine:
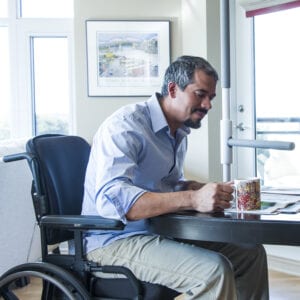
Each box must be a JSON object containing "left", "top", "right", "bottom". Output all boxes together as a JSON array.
[{"left": 172, "top": 70, "right": 217, "bottom": 129}]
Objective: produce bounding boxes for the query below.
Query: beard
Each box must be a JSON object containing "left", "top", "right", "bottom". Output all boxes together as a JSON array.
[
  {"left": 184, "top": 108, "right": 208, "bottom": 129},
  {"left": 184, "top": 118, "right": 202, "bottom": 129}
]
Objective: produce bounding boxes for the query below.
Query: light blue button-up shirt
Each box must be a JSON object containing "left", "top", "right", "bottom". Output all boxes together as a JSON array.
[{"left": 82, "top": 93, "right": 190, "bottom": 253}]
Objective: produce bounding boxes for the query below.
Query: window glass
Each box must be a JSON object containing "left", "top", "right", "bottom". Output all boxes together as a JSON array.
[
  {"left": 20, "top": 0, "right": 73, "bottom": 18},
  {"left": 0, "top": 0, "right": 8, "bottom": 17},
  {"left": 32, "top": 37, "right": 70, "bottom": 135},
  {"left": 255, "top": 7, "right": 300, "bottom": 188},
  {"left": 0, "top": 2, "right": 73, "bottom": 142},
  {"left": 0, "top": 27, "right": 11, "bottom": 140}
]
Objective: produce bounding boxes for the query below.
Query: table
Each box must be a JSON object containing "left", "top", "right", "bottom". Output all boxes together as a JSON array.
[{"left": 149, "top": 211, "right": 300, "bottom": 246}]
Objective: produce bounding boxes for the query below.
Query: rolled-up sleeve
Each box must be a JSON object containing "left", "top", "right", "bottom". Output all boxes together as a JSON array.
[
  {"left": 92, "top": 120, "right": 147, "bottom": 223},
  {"left": 96, "top": 183, "right": 146, "bottom": 223}
]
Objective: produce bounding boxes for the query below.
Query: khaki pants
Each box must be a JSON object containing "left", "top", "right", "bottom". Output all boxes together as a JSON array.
[{"left": 87, "top": 235, "right": 269, "bottom": 300}]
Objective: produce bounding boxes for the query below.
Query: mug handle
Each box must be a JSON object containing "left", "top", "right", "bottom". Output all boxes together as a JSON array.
[{"left": 231, "top": 184, "right": 237, "bottom": 209}]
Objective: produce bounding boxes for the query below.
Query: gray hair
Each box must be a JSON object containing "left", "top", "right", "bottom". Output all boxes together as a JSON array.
[{"left": 161, "top": 55, "right": 218, "bottom": 96}]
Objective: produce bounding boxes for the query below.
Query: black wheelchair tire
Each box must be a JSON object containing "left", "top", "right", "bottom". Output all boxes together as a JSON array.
[{"left": 0, "top": 262, "right": 91, "bottom": 300}]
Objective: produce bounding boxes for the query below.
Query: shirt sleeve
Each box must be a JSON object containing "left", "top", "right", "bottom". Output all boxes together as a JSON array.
[{"left": 92, "top": 119, "right": 147, "bottom": 224}]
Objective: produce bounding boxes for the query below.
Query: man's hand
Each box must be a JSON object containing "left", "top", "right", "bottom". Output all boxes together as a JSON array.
[{"left": 191, "top": 182, "right": 233, "bottom": 212}]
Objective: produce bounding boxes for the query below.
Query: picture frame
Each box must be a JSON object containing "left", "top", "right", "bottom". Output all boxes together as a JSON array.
[{"left": 86, "top": 20, "right": 170, "bottom": 97}]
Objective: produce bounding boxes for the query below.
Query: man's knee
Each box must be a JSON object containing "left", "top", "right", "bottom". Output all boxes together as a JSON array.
[
  {"left": 208, "top": 253, "right": 234, "bottom": 283},
  {"left": 217, "top": 254, "right": 234, "bottom": 275},
  {"left": 189, "top": 255, "right": 236, "bottom": 299}
]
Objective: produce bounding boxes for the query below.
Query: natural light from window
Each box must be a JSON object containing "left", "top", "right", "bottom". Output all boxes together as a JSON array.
[
  {"left": 0, "top": 0, "right": 73, "bottom": 141},
  {"left": 0, "top": 0, "right": 7, "bottom": 17},
  {"left": 0, "top": 27, "right": 11, "bottom": 140},
  {"left": 32, "top": 37, "right": 70, "bottom": 135},
  {"left": 255, "top": 7, "right": 300, "bottom": 188},
  {"left": 20, "top": 0, "right": 73, "bottom": 18}
]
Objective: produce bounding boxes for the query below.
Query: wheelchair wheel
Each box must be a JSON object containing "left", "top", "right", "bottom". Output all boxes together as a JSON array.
[{"left": 0, "top": 262, "right": 91, "bottom": 300}]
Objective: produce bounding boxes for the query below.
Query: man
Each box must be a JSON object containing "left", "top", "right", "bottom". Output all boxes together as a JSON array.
[{"left": 82, "top": 56, "right": 269, "bottom": 299}]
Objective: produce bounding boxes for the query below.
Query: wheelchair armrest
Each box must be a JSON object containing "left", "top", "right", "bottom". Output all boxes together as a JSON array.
[{"left": 40, "top": 215, "right": 125, "bottom": 230}]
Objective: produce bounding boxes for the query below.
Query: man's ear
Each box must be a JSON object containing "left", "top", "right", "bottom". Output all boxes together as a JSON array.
[{"left": 168, "top": 82, "right": 177, "bottom": 98}]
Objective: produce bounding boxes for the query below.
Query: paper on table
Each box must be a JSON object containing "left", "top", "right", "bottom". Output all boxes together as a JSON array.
[
  {"left": 225, "top": 193, "right": 300, "bottom": 215},
  {"left": 278, "top": 202, "right": 300, "bottom": 214},
  {"left": 261, "top": 187, "right": 300, "bottom": 195},
  {"left": 261, "top": 193, "right": 300, "bottom": 203}
]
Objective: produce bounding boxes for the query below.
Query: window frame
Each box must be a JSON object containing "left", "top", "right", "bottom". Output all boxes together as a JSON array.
[
  {"left": 0, "top": 0, "right": 74, "bottom": 141},
  {"left": 231, "top": 1, "right": 257, "bottom": 179}
]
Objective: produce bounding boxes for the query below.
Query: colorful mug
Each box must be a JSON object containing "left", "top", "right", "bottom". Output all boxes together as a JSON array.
[{"left": 234, "top": 178, "right": 261, "bottom": 211}]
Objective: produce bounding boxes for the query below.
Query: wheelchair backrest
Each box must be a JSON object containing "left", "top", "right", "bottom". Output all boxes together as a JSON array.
[{"left": 26, "top": 134, "right": 91, "bottom": 244}]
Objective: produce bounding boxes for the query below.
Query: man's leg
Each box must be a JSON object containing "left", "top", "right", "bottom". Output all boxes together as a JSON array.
[
  {"left": 87, "top": 235, "right": 237, "bottom": 300},
  {"left": 192, "top": 241, "right": 269, "bottom": 300}
]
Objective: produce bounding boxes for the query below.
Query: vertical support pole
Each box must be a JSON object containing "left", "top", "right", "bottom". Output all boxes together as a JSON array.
[{"left": 220, "top": 0, "right": 232, "bottom": 182}]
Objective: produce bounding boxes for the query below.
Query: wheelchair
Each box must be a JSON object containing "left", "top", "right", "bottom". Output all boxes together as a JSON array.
[{"left": 0, "top": 134, "right": 179, "bottom": 299}]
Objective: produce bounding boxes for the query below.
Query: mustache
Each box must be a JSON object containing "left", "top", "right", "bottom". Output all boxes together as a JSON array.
[{"left": 192, "top": 108, "right": 208, "bottom": 115}]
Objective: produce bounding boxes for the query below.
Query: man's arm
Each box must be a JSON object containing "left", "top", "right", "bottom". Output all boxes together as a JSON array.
[
  {"left": 126, "top": 182, "right": 233, "bottom": 221},
  {"left": 174, "top": 180, "right": 205, "bottom": 191}
]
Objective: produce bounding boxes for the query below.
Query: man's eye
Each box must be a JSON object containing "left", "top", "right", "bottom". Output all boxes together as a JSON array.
[
  {"left": 195, "top": 92, "right": 205, "bottom": 98},
  {"left": 195, "top": 91, "right": 214, "bottom": 101}
]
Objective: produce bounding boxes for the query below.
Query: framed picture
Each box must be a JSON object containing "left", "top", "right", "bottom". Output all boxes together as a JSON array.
[{"left": 86, "top": 20, "right": 170, "bottom": 97}]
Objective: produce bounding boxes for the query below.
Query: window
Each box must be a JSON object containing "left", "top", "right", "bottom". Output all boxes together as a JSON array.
[
  {"left": 254, "top": 7, "right": 300, "bottom": 187},
  {"left": 233, "top": 3, "right": 300, "bottom": 188},
  {"left": 0, "top": 0, "right": 74, "bottom": 141},
  {"left": 0, "top": 0, "right": 7, "bottom": 17},
  {"left": 31, "top": 37, "right": 70, "bottom": 135},
  {"left": 20, "top": 0, "right": 73, "bottom": 18},
  {"left": 0, "top": 27, "right": 10, "bottom": 140}
]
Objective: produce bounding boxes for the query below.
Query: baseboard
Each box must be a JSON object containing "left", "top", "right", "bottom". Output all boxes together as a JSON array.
[{"left": 267, "top": 255, "right": 300, "bottom": 277}]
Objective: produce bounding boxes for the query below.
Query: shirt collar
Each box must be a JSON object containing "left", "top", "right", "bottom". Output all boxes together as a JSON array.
[
  {"left": 147, "top": 93, "right": 191, "bottom": 136},
  {"left": 147, "top": 93, "right": 168, "bottom": 133}
]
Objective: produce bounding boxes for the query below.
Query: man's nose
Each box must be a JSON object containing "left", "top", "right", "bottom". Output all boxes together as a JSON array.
[{"left": 201, "top": 96, "right": 212, "bottom": 110}]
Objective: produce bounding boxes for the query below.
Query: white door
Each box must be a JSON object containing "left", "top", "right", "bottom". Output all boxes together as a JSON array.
[{"left": 232, "top": 3, "right": 300, "bottom": 189}]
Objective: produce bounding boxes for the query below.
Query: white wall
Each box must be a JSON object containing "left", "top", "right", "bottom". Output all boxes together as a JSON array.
[
  {"left": 74, "top": 0, "right": 222, "bottom": 183},
  {"left": 0, "top": 140, "right": 41, "bottom": 275},
  {"left": 181, "top": 0, "right": 222, "bottom": 182},
  {"left": 74, "top": 0, "right": 182, "bottom": 143}
]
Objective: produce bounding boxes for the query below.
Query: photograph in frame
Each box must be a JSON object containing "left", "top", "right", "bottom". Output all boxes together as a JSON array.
[{"left": 86, "top": 20, "right": 170, "bottom": 97}]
